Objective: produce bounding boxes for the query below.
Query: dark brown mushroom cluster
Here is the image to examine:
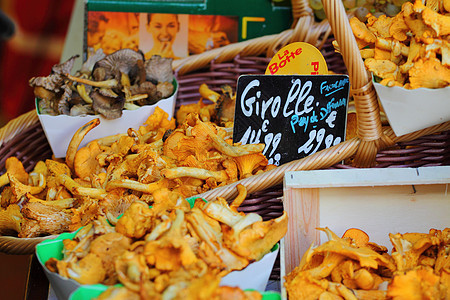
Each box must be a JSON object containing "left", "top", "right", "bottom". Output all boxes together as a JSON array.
[{"left": 30, "top": 48, "right": 175, "bottom": 120}]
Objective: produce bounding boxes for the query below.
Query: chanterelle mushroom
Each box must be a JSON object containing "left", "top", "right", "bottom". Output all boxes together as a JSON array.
[
  {"left": 144, "top": 209, "right": 198, "bottom": 271},
  {"left": 408, "top": 58, "right": 450, "bottom": 89},
  {"left": 115, "top": 201, "right": 154, "bottom": 239},
  {"left": 387, "top": 266, "right": 441, "bottom": 300},
  {"left": 0, "top": 157, "right": 29, "bottom": 188}
]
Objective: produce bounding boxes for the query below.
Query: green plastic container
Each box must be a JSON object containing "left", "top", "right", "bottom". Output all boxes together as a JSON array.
[
  {"left": 36, "top": 197, "right": 280, "bottom": 300},
  {"left": 70, "top": 284, "right": 282, "bottom": 300}
]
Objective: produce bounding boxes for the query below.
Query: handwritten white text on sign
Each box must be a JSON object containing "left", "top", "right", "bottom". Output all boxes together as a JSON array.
[{"left": 233, "top": 75, "right": 350, "bottom": 166}]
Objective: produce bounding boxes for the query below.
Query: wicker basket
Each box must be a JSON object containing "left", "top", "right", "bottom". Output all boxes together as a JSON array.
[
  {"left": 0, "top": 0, "right": 449, "bottom": 263},
  {"left": 172, "top": 0, "right": 450, "bottom": 203}
]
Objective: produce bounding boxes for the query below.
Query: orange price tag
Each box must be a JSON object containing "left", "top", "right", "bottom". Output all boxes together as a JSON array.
[{"left": 265, "top": 42, "right": 328, "bottom": 75}]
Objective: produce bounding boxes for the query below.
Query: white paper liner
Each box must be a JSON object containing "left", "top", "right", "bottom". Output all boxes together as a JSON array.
[
  {"left": 374, "top": 83, "right": 450, "bottom": 137},
  {"left": 36, "top": 88, "right": 177, "bottom": 158}
]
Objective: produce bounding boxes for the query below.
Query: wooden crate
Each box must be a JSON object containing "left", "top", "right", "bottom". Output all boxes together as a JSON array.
[{"left": 280, "top": 166, "right": 450, "bottom": 298}]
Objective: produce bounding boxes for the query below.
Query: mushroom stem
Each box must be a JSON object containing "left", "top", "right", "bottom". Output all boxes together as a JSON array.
[
  {"left": 0, "top": 173, "right": 8, "bottom": 187},
  {"left": 76, "top": 84, "right": 93, "bottom": 104},
  {"left": 124, "top": 103, "right": 141, "bottom": 110},
  {"left": 125, "top": 94, "right": 148, "bottom": 102},
  {"left": 26, "top": 194, "right": 77, "bottom": 209},
  {"left": 161, "top": 167, "right": 229, "bottom": 182},
  {"left": 66, "top": 118, "right": 100, "bottom": 171},
  {"left": 196, "top": 121, "right": 265, "bottom": 157},
  {"left": 57, "top": 174, "right": 106, "bottom": 199},
  {"left": 8, "top": 173, "right": 46, "bottom": 201},
  {"left": 230, "top": 184, "right": 247, "bottom": 211},
  {"left": 66, "top": 74, "right": 118, "bottom": 88},
  {"left": 105, "top": 178, "right": 167, "bottom": 193},
  {"left": 199, "top": 83, "right": 220, "bottom": 103},
  {"left": 120, "top": 72, "right": 131, "bottom": 87}
]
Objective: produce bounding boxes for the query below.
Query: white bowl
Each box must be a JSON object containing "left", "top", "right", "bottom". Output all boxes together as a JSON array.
[
  {"left": 36, "top": 82, "right": 177, "bottom": 158},
  {"left": 374, "top": 82, "right": 450, "bottom": 137}
]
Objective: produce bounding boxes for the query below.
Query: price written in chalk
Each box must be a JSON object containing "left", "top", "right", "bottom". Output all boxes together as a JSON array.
[{"left": 233, "top": 74, "right": 350, "bottom": 166}]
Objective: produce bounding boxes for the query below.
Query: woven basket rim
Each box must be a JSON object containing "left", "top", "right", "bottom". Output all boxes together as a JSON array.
[{"left": 0, "top": 234, "right": 58, "bottom": 255}]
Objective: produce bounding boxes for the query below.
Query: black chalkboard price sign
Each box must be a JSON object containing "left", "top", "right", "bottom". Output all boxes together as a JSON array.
[{"left": 233, "top": 74, "right": 350, "bottom": 166}]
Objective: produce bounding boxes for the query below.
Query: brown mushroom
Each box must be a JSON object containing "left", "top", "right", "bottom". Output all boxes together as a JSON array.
[
  {"left": 91, "top": 90, "right": 125, "bottom": 119},
  {"left": 92, "top": 48, "right": 145, "bottom": 82},
  {"left": 144, "top": 55, "right": 174, "bottom": 83}
]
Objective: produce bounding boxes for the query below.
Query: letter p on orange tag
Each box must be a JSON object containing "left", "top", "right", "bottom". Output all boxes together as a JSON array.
[{"left": 265, "top": 42, "right": 328, "bottom": 75}]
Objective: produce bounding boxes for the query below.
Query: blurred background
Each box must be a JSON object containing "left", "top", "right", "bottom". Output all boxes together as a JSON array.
[
  {"left": 0, "top": 0, "right": 76, "bottom": 127},
  {"left": 0, "top": 1, "right": 76, "bottom": 298}
]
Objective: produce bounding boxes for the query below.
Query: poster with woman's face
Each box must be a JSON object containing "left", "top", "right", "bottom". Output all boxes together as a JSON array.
[
  {"left": 87, "top": 11, "right": 239, "bottom": 60},
  {"left": 139, "top": 13, "right": 189, "bottom": 60}
]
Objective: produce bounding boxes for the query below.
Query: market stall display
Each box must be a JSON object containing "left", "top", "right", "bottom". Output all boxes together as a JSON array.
[
  {"left": 344, "top": 0, "right": 450, "bottom": 136},
  {"left": 0, "top": 92, "right": 281, "bottom": 238},
  {"left": 347, "top": 0, "right": 449, "bottom": 89},
  {"left": 310, "top": 0, "right": 413, "bottom": 21},
  {"left": 30, "top": 49, "right": 178, "bottom": 158},
  {"left": 69, "top": 284, "right": 282, "bottom": 300},
  {"left": 36, "top": 191, "right": 286, "bottom": 299},
  {"left": 284, "top": 227, "right": 450, "bottom": 299},
  {"left": 0, "top": 0, "right": 449, "bottom": 298},
  {"left": 281, "top": 166, "right": 450, "bottom": 299}
]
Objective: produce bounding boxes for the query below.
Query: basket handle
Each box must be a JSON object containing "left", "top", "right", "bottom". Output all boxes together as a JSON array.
[
  {"left": 321, "top": 0, "right": 367, "bottom": 87},
  {"left": 321, "top": 0, "right": 383, "bottom": 167},
  {"left": 0, "top": 110, "right": 39, "bottom": 148},
  {"left": 289, "top": 0, "right": 334, "bottom": 48}
]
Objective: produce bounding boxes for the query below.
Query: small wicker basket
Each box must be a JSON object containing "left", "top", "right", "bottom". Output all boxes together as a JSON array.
[{"left": 0, "top": 0, "right": 449, "bottom": 263}]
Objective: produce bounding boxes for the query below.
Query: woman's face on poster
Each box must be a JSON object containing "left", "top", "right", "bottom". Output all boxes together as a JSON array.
[{"left": 147, "top": 14, "right": 179, "bottom": 44}]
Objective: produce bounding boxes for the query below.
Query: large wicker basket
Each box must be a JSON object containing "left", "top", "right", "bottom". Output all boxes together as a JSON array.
[
  {"left": 171, "top": 0, "right": 450, "bottom": 203},
  {"left": 0, "top": 0, "right": 449, "bottom": 264}
]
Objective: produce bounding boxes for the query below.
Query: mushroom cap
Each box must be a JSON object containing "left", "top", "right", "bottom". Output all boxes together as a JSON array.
[
  {"left": 115, "top": 201, "right": 154, "bottom": 239},
  {"left": 29, "top": 55, "right": 79, "bottom": 93},
  {"left": 369, "top": 14, "right": 393, "bottom": 38},
  {"left": 5, "top": 157, "right": 28, "bottom": 184},
  {"left": 145, "top": 55, "right": 174, "bottom": 83},
  {"left": 73, "top": 140, "right": 104, "bottom": 179},
  {"left": 409, "top": 57, "right": 450, "bottom": 89},
  {"left": 234, "top": 153, "right": 268, "bottom": 179},
  {"left": 52, "top": 54, "right": 79, "bottom": 75},
  {"left": 387, "top": 267, "right": 441, "bottom": 300},
  {"left": 91, "top": 90, "right": 125, "bottom": 119},
  {"left": 349, "top": 17, "right": 377, "bottom": 45},
  {"left": 92, "top": 48, "right": 145, "bottom": 81},
  {"left": 80, "top": 48, "right": 106, "bottom": 75}
]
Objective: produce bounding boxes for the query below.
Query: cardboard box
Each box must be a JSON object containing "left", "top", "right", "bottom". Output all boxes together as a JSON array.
[
  {"left": 281, "top": 166, "right": 450, "bottom": 299},
  {"left": 83, "top": 0, "right": 292, "bottom": 61},
  {"left": 375, "top": 83, "right": 450, "bottom": 137},
  {"left": 36, "top": 82, "right": 177, "bottom": 158}
]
